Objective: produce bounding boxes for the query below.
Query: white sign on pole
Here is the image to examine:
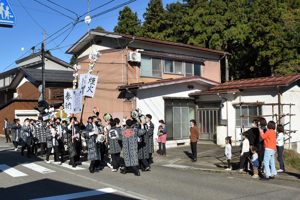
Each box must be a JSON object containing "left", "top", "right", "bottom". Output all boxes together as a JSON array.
[
  {"left": 79, "top": 74, "right": 98, "bottom": 98},
  {"left": 64, "top": 89, "right": 82, "bottom": 114}
]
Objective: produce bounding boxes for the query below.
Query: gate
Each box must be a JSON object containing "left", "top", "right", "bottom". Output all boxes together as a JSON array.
[{"left": 198, "top": 108, "right": 220, "bottom": 141}]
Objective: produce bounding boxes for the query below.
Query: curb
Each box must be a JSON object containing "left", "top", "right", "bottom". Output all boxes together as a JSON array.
[{"left": 164, "top": 164, "right": 300, "bottom": 182}]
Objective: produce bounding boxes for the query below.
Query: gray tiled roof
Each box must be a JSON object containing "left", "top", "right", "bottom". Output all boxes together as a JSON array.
[{"left": 21, "top": 68, "right": 73, "bottom": 83}]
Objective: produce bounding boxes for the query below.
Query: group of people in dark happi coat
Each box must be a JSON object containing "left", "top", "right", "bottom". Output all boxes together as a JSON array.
[
  {"left": 4, "top": 112, "right": 156, "bottom": 176},
  {"left": 83, "top": 114, "right": 155, "bottom": 176}
]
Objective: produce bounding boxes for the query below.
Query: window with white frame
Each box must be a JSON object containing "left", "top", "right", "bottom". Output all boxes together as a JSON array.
[
  {"left": 141, "top": 55, "right": 203, "bottom": 78},
  {"left": 235, "top": 106, "right": 262, "bottom": 127},
  {"left": 140, "top": 55, "right": 163, "bottom": 78}
]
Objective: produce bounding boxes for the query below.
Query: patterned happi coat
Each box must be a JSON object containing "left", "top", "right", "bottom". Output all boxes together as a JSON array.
[
  {"left": 120, "top": 127, "right": 145, "bottom": 167},
  {"left": 46, "top": 127, "right": 59, "bottom": 148},
  {"left": 107, "top": 127, "right": 122, "bottom": 154},
  {"left": 66, "top": 124, "right": 78, "bottom": 158},
  {"left": 145, "top": 122, "right": 155, "bottom": 154},
  {"left": 11, "top": 123, "right": 21, "bottom": 142},
  {"left": 85, "top": 123, "right": 100, "bottom": 161},
  {"left": 35, "top": 121, "right": 47, "bottom": 143},
  {"left": 137, "top": 125, "right": 150, "bottom": 160}
]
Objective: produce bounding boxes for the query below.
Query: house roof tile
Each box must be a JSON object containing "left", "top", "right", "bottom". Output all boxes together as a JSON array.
[
  {"left": 118, "top": 76, "right": 219, "bottom": 90},
  {"left": 189, "top": 74, "right": 300, "bottom": 96}
]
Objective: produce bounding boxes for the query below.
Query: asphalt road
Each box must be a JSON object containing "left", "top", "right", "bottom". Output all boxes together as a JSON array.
[{"left": 0, "top": 145, "right": 300, "bottom": 200}]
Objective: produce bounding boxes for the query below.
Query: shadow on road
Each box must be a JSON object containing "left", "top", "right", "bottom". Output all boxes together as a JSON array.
[{"left": 0, "top": 179, "right": 139, "bottom": 200}]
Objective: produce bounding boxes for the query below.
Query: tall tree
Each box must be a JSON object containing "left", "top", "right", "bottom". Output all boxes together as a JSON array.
[
  {"left": 70, "top": 55, "right": 77, "bottom": 66},
  {"left": 142, "top": 0, "right": 168, "bottom": 39},
  {"left": 249, "top": 0, "right": 300, "bottom": 76},
  {"left": 114, "top": 6, "right": 142, "bottom": 35},
  {"left": 95, "top": 26, "right": 105, "bottom": 31}
]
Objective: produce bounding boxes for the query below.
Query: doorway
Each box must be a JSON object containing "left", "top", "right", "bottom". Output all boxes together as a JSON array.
[{"left": 198, "top": 108, "right": 220, "bottom": 141}]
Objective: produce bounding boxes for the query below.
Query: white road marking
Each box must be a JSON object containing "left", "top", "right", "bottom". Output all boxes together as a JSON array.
[
  {"left": 59, "top": 163, "right": 85, "bottom": 170},
  {"left": 31, "top": 187, "right": 117, "bottom": 200},
  {"left": 0, "top": 164, "right": 28, "bottom": 177},
  {"left": 22, "top": 163, "right": 56, "bottom": 174},
  {"left": 163, "top": 164, "right": 190, "bottom": 169}
]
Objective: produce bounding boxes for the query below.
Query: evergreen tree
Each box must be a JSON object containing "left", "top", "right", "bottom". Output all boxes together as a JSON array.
[
  {"left": 95, "top": 26, "right": 105, "bottom": 31},
  {"left": 142, "top": 0, "right": 168, "bottom": 39},
  {"left": 113, "top": 6, "right": 142, "bottom": 35},
  {"left": 70, "top": 55, "right": 77, "bottom": 66},
  {"left": 249, "top": 0, "right": 300, "bottom": 76}
]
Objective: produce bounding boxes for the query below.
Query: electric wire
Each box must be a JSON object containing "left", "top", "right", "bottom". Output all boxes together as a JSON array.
[
  {"left": 83, "top": 0, "right": 137, "bottom": 21},
  {"left": 79, "top": 0, "right": 115, "bottom": 18},
  {"left": 46, "top": 0, "right": 78, "bottom": 18},
  {"left": 10, "top": 3, "right": 63, "bottom": 16},
  {"left": 18, "top": 0, "right": 45, "bottom": 31},
  {"left": 33, "top": 0, "right": 76, "bottom": 20}
]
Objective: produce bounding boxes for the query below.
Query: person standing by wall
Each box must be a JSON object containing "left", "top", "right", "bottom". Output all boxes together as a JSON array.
[
  {"left": 276, "top": 124, "right": 285, "bottom": 173},
  {"left": 259, "top": 121, "right": 277, "bottom": 180},
  {"left": 190, "top": 119, "right": 199, "bottom": 162},
  {"left": 3, "top": 118, "right": 11, "bottom": 143},
  {"left": 157, "top": 120, "right": 167, "bottom": 156}
]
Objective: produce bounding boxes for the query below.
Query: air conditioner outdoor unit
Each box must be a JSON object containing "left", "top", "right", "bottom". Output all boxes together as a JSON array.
[{"left": 127, "top": 52, "right": 141, "bottom": 62}]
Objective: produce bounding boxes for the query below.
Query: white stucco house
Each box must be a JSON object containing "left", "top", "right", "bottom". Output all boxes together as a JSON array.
[
  {"left": 118, "top": 76, "right": 219, "bottom": 148},
  {"left": 189, "top": 74, "right": 300, "bottom": 153}
]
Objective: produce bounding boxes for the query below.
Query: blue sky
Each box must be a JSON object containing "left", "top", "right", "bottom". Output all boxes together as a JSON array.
[{"left": 0, "top": 0, "right": 181, "bottom": 72}]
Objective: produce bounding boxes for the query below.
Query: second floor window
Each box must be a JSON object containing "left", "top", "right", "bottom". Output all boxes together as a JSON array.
[
  {"left": 141, "top": 56, "right": 163, "bottom": 78},
  {"left": 141, "top": 55, "right": 203, "bottom": 78}
]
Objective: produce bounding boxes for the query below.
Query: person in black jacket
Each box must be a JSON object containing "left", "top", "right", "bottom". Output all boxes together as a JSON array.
[
  {"left": 3, "top": 118, "right": 11, "bottom": 143},
  {"left": 11, "top": 119, "right": 21, "bottom": 151}
]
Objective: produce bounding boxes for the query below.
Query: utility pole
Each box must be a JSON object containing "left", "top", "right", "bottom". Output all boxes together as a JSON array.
[{"left": 41, "top": 30, "right": 46, "bottom": 101}]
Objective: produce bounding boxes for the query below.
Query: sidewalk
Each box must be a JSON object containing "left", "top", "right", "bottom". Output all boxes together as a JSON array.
[
  {"left": 1, "top": 137, "right": 299, "bottom": 181},
  {"left": 152, "top": 142, "right": 300, "bottom": 182}
]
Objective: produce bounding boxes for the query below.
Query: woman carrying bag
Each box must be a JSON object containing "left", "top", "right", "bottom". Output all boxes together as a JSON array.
[{"left": 157, "top": 120, "right": 167, "bottom": 157}]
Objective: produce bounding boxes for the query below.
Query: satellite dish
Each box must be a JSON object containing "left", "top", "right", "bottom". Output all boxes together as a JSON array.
[
  {"left": 38, "top": 85, "right": 43, "bottom": 93},
  {"left": 85, "top": 16, "right": 91, "bottom": 24}
]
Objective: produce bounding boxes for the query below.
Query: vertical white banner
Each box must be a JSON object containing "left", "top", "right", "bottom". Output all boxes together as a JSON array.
[
  {"left": 64, "top": 89, "right": 82, "bottom": 114},
  {"left": 79, "top": 74, "right": 98, "bottom": 98}
]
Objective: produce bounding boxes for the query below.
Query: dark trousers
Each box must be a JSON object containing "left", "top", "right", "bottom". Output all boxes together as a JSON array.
[
  {"left": 227, "top": 159, "right": 231, "bottom": 169},
  {"left": 240, "top": 152, "right": 250, "bottom": 169},
  {"left": 58, "top": 140, "right": 65, "bottom": 163},
  {"left": 5, "top": 131, "right": 11, "bottom": 142},
  {"left": 32, "top": 143, "right": 38, "bottom": 155},
  {"left": 191, "top": 142, "right": 197, "bottom": 160},
  {"left": 277, "top": 146, "right": 285, "bottom": 171},
  {"left": 158, "top": 143, "right": 166, "bottom": 155},
  {"left": 258, "top": 143, "right": 264, "bottom": 169},
  {"left": 124, "top": 166, "right": 139, "bottom": 175},
  {"left": 74, "top": 140, "right": 81, "bottom": 163},
  {"left": 90, "top": 160, "right": 96, "bottom": 171},
  {"left": 111, "top": 153, "right": 120, "bottom": 169},
  {"left": 139, "top": 159, "right": 149, "bottom": 169},
  {"left": 46, "top": 146, "right": 59, "bottom": 162},
  {"left": 40, "top": 143, "right": 46, "bottom": 156},
  {"left": 21, "top": 145, "right": 31, "bottom": 157},
  {"left": 13, "top": 141, "right": 18, "bottom": 148},
  {"left": 147, "top": 153, "right": 152, "bottom": 166},
  {"left": 22, "top": 137, "right": 33, "bottom": 157}
]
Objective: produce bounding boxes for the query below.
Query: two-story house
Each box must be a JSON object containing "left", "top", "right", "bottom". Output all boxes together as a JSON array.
[
  {"left": 0, "top": 52, "right": 73, "bottom": 132},
  {"left": 66, "top": 29, "right": 229, "bottom": 146}
]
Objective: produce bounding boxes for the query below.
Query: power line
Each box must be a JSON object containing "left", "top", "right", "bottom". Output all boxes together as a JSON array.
[
  {"left": 80, "top": 0, "right": 115, "bottom": 17},
  {"left": 83, "top": 0, "right": 137, "bottom": 21},
  {"left": 33, "top": 0, "right": 76, "bottom": 20},
  {"left": 46, "top": 0, "right": 78, "bottom": 18},
  {"left": 18, "top": 0, "right": 45, "bottom": 31},
  {"left": 10, "top": 3, "right": 63, "bottom": 16}
]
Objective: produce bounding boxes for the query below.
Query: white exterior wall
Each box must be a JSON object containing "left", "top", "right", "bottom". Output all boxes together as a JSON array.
[
  {"left": 212, "top": 86, "right": 300, "bottom": 153},
  {"left": 136, "top": 83, "right": 210, "bottom": 142}
]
